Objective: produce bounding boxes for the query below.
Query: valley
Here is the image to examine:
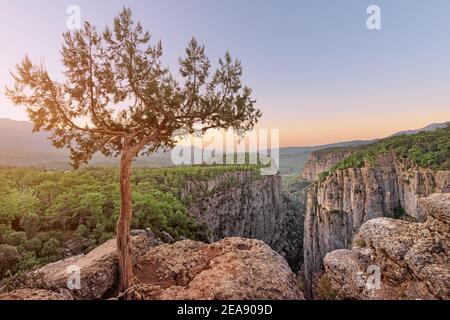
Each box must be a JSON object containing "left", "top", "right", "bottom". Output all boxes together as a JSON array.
[{"left": 0, "top": 123, "right": 449, "bottom": 300}]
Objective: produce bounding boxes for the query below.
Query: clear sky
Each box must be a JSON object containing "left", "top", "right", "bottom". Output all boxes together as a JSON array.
[{"left": 0, "top": 0, "right": 449, "bottom": 146}]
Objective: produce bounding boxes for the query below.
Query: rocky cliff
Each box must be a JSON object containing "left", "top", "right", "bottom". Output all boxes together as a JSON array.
[
  {"left": 303, "top": 153, "right": 450, "bottom": 296},
  {"left": 127, "top": 237, "right": 304, "bottom": 300},
  {"left": 183, "top": 171, "right": 303, "bottom": 268},
  {"left": 302, "top": 149, "right": 353, "bottom": 181},
  {"left": 323, "top": 193, "right": 449, "bottom": 300},
  {"left": 0, "top": 236, "right": 304, "bottom": 300}
]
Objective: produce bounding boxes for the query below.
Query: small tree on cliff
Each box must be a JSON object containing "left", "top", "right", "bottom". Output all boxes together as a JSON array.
[{"left": 6, "top": 8, "right": 261, "bottom": 291}]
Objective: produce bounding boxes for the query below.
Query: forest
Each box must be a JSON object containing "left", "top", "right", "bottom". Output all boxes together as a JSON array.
[
  {"left": 0, "top": 164, "right": 261, "bottom": 280},
  {"left": 318, "top": 125, "right": 450, "bottom": 182}
]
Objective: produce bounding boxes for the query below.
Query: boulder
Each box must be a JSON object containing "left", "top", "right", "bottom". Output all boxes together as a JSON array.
[
  {"left": 323, "top": 193, "right": 450, "bottom": 300},
  {"left": 21, "top": 233, "right": 161, "bottom": 300},
  {"left": 125, "top": 237, "right": 304, "bottom": 300}
]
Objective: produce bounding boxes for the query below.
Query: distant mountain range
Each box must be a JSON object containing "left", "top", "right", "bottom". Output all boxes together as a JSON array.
[
  {"left": 0, "top": 118, "right": 448, "bottom": 174},
  {"left": 389, "top": 121, "right": 449, "bottom": 137}
]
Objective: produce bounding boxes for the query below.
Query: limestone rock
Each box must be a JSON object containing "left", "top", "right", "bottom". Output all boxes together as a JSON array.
[
  {"left": 304, "top": 153, "right": 450, "bottom": 295},
  {"left": 184, "top": 170, "right": 304, "bottom": 269},
  {"left": 302, "top": 150, "right": 353, "bottom": 181},
  {"left": 323, "top": 193, "right": 450, "bottom": 300},
  {"left": 125, "top": 237, "right": 304, "bottom": 300},
  {"left": 19, "top": 234, "right": 160, "bottom": 300},
  {"left": 0, "top": 289, "right": 66, "bottom": 300}
]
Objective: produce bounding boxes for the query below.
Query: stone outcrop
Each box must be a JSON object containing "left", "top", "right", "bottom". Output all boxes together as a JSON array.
[
  {"left": 0, "top": 289, "right": 67, "bottom": 300},
  {"left": 2, "top": 233, "right": 161, "bottom": 300},
  {"left": 303, "top": 153, "right": 450, "bottom": 295},
  {"left": 323, "top": 193, "right": 450, "bottom": 300},
  {"left": 125, "top": 237, "right": 304, "bottom": 300},
  {"left": 0, "top": 237, "right": 303, "bottom": 300},
  {"left": 302, "top": 149, "right": 353, "bottom": 181},
  {"left": 184, "top": 171, "right": 303, "bottom": 268}
]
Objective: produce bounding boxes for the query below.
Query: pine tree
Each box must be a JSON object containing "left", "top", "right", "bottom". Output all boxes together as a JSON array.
[{"left": 6, "top": 8, "right": 261, "bottom": 291}]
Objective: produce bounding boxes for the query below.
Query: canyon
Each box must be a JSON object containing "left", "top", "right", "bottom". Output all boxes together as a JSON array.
[
  {"left": 0, "top": 236, "right": 304, "bottom": 300},
  {"left": 1, "top": 126, "right": 449, "bottom": 300},
  {"left": 184, "top": 170, "right": 303, "bottom": 268},
  {"left": 302, "top": 152, "right": 450, "bottom": 297},
  {"left": 302, "top": 149, "right": 353, "bottom": 182},
  {"left": 324, "top": 193, "right": 449, "bottom": 300},
  {"left": 0, "top": 169, "right": 306, "bottom": 300}
]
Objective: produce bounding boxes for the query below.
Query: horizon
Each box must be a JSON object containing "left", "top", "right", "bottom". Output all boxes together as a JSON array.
[
  {"left": 1, "top": 1, "right": 450, "bottom": 146},
  {"left": 1, "top": 116, "right": 447, "bottom": 149}
]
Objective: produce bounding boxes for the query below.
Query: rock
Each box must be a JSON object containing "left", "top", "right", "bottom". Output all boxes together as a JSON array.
[
  {"left": 0, "top": 289, "right": 66, "bottom": 300},
  {"left": 159, "top": 231, "right": 175, "bottom": 244},
  {"left": 125, "top": 237, "right": 304, "bottom": 300},
  {"left": 303, "top": 149, "right": 353, "bottom": 181},
  {"left": 184, "top": 170, "right": 304, "bottom": 270},
  {"left": 323, "top": 193, "right": 450, "bottom": 300},
  {"left": 304, "top": 153, "right": 450, "bottom": 295},
  {"left": 21, "top": 234, "right": 160, "bottom": 300}
]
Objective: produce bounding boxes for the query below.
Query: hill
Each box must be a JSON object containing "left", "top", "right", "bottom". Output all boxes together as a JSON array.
[{"left": 0, "top": 118, "right": 448, "bottom": 174}]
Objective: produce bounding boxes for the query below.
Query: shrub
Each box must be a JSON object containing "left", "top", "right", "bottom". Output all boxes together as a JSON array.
[
  {"left": 5, "top": 231, "right": 27, "bottom": 247},
  {"left": 20, "top": 213, "right": 40, "bottom": 238},
  {"left": 40, "top": 238, "right": 62, "bottom": 260},
  {"left": 0, "top": 245, "right": 19, "bottom": 275},
  {"left": 355, "top": 238, "right": 366, "bottom": 248},
  {"left": 75, "top": 224, "right": 89, "bottom": 238},
  {"left": 15, "top": 251, "right": 40, "bottom": 272},
  {"left": 24, "top": 237, "right": 43, "bottom": 254},
  {"left": 0, "top": 225, "right": 14, "bottom": 244},
  {"left": 393, "top": 204, "right": 406, "bottom": 219},
  {"left": 314, "top": 274, "right": 337, "bottom": 300},
  {"left": 318, "top": 171, "right": 330, "bottom": 183}
]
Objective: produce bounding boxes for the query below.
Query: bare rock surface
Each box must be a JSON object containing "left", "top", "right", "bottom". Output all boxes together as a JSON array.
[
  {"left": 125, "top": 237, "right": 304, "bottom": 300},
  {"left": 302, "top": 150, "right": 353, "bottom": 181},
  {"left": 304, "top": 153, "right": 450, "bottom": 295},
  {"left": 5, "top": 233, "right": 161, "bottom": 300},
  {"left": 0, "top": 289, "right": 66, "bottom": 300},
  {"left": 184, "top": 171, "right": 304, "bottom": 268},
  {"left": 323, "top": 193, "right": 450, "bottom": 300},
  {"left": 1, "top": 235, "right": 302, "bottom": 300}
]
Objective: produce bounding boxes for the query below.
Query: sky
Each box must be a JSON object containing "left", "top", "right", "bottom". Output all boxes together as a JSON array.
[{"left": 0, "top": 0, "right": 449, "bottom": 147}]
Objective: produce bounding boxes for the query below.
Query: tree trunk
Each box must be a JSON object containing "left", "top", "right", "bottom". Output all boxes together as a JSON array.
[{"left": 117, "top": 146, "right": 134, "bottom": 292}]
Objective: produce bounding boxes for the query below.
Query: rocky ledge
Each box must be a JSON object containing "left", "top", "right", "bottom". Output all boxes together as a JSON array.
[
  {"left": 323, "top": 193, "right": 450, "bottom": 300},
  {"left": 0, "top": 236, "right": 303, "bottom": 300},
  {"left": 126, "top": 237, "right": 303, "bottom": 300}
]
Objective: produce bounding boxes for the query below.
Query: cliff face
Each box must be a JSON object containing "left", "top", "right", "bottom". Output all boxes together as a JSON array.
[
  {"left": 324, "top": 193, "right": 450, "bottom": 300},
  {"left": 183, "top": 171, "right": 303, "bottom": 268},
  {"left": 303, "top": 153, "right": 450, "bottom": 295},
  {"left": 302, "top": 150, "right": 352, "bottom": 181}
]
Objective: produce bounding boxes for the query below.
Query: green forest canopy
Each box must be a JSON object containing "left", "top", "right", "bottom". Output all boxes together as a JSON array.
[
  {"left": 318, "top": 125, "right": 450, "bottom": 182},
  {"left": 0, "top": 164, "right": 261, "bottom": 279}
]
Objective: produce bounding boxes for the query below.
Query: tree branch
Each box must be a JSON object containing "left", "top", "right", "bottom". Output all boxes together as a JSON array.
[{"left": 47, "top": 84, "right": 127, "bottom": 137}]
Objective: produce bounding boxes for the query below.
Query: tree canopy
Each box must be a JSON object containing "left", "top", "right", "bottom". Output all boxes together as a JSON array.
[{"left": 6, "top": 7, "right": 261, "bottom": 167}]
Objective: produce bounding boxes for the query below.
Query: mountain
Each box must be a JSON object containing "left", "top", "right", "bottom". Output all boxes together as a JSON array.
[
  {"left": 0, "top": 118, "right": 172, "bottom": 169},
  {"left": 390, "top": 121, "right": 449, "bottom": 137},
  {"left": 277, "top": 140, "right": 375, "bottom": 175},
  {"left": 0, "top": 118, "right": 448, "bottom": 173}
]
